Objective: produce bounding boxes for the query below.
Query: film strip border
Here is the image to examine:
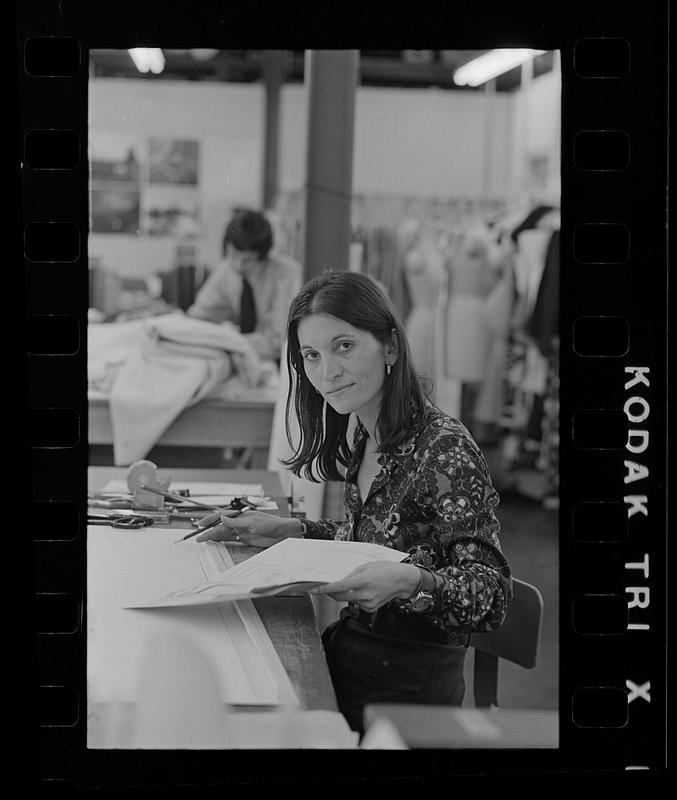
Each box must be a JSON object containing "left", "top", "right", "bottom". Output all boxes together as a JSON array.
[
  {"left": 561, "top": 33, "right": 667, "bottom": 771},
  {"left": 19, "top": 4, "right": 668, "bottom": 785}
]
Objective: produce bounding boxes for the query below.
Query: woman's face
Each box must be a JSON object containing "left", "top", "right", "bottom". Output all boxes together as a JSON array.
[{"left": 297, "top": 313, "right": 394, "bottom": 424}]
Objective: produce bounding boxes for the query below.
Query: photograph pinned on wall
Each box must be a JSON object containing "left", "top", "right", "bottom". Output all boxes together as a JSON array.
[
  {"left": 90, "top": 185, "right": 141, "bottom": 234},
  {"left": 90, "top": 133, "right": 143, "bottom": 233},
  {"left": 91, "top": 132, "right": 143, "bottom": 183},
  {"left": 148, "top": 138, "right": 200, "bottom": 185},
  {"left": 142, "top": 184, "right": 201, "bottom": 237}
]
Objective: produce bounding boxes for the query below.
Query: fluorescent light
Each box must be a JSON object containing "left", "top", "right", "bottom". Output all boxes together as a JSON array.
[
  {"left": 453, "top": 49, "right": 545, "bottom": 87},
  {"left": 128, "top": 48, "right": 166, "bottom": 74}
]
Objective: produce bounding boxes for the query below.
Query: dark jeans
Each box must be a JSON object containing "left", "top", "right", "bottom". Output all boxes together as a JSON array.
[{"left": 322, "top": 608, "right": 467, "bottom": 735}]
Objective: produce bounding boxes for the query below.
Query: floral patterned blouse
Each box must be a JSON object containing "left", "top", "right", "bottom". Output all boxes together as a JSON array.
[{"left": 302, "top": 404, "right": 512, "bottom": 637}]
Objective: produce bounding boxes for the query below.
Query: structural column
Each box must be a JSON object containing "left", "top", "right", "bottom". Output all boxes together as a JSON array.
[
  {"left": 302, "top": 49, "right": 359, "bottom": 279},
  {"left": 261, "top": 50, "right": 287, "bottom": 210}
]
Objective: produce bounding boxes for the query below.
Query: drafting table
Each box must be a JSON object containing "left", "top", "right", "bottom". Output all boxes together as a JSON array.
[
  {"left": 88, "top": 395, "right": 275, "bottom": 467},
  {"left": 88, "top": 467, "right": 340, "bottom": 747}
]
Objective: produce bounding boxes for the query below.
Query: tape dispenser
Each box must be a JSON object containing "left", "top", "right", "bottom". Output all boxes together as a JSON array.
[{"left": 127, "top": 460, "right": 171, "bottom": 510}]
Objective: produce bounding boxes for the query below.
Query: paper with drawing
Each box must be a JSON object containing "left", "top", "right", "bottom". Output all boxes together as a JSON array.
[{"left": 126, "top": 537, "right": 409, "bottom": 608}]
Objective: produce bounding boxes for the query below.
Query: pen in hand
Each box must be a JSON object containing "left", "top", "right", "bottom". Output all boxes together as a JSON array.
[{"left": 174, "top": 507, "right": 253, "bottom": 543}]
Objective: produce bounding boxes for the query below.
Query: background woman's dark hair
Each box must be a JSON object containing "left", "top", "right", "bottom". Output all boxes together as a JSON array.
[
  {"left": 222, "top": 209, "right": 273, "bottom": 260},
  {"left": 282, "top": 270, "right": 429, "bottom": 482}
]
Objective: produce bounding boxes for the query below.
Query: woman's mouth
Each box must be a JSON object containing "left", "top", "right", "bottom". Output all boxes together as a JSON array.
[{"left": 326, "top": 383, "right": 354, "bottom": 397}]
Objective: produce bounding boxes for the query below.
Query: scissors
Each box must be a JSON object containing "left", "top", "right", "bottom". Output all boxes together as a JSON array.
[{"left": 87, "top": 514, "right": 154, "bottom": 529}]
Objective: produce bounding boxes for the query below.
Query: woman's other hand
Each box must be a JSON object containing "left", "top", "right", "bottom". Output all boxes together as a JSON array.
[
  {"left": 194, "top": 510, "right": 302, "bottom": 549},
  {"left": 311, "top": 562, "right": 421, "bottom": 613}
]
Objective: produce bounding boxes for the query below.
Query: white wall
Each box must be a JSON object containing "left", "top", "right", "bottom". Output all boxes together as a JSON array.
[
  {"left": 509, "top": 64, "right": 561, "bottom": 201},
  {"left": 88, "top": 79, "right": 264, "bottom": 276},
  {"left": 279, "top": 84, "right": 514, "bottom": 199}
]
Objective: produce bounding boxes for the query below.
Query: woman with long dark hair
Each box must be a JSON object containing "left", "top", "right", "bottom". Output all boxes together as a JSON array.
[{"left": 197, "top": 270, "right": 512, "bottom": 734}]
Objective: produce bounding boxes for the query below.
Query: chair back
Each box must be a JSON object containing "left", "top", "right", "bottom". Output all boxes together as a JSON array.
[{"left": 468, "top": 577, "right": 544, "bottom": 707}]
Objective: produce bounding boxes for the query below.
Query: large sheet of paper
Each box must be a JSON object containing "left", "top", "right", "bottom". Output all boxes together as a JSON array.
[
  {"left": 126, "top": 537, "right": 409, "bottom": 608},
  {"left": 87, "top": 526, "right": 297, "bottom": 718}
]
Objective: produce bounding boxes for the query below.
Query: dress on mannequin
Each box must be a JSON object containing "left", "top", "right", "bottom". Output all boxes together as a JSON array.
[
  {"left": 442, "top": 225, "right": 497, "bottom": 432},
  {"left": 444, "top": 225, "right": 496, "bottom": 383},
  {"left": 401, "top": 222, "right": 447, "bottom": 391}
]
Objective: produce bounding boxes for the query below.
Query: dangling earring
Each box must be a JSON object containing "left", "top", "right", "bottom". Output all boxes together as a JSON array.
[{"left": 386, "top": 363, "right": 392, "bottom": 376}]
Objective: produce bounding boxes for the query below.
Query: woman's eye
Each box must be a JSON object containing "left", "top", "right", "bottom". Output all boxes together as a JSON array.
[
  {"left": 337, "top": 341, "right": 353, "bottom": 352},
  {"left": 303, "top": 351, "right": 319, "bottom": 362}
]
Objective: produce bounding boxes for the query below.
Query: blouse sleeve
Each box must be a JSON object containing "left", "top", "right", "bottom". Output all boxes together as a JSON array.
[
  {"left": 398, "top": 429, "right": 513, "bottom": 635},
  {"left": 299, "top": 518, "right": 341, "bottom": 540}
]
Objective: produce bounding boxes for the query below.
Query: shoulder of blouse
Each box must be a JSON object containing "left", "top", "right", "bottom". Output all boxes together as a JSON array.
[
  {"left": 412, "top": 406, "right": 489, "bottom": 465},
  {"left": 415, "top": 404, "right": 468, "bottom": 444}
]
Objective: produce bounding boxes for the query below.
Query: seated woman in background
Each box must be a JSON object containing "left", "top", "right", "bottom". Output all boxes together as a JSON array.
[
  {"left": 187, "top": 208, "right": 302, "bottom": 362},
  {"left": 197, "top": 270, "right": 512, "bottom": 735}
]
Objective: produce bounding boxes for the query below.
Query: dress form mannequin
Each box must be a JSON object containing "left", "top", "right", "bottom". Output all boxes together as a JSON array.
[
  {"left": 401, "top": 220, "right": 447, "bottom": 393},
  {"left": 443, "top": 223, "right": 496, "bottom": 433}
]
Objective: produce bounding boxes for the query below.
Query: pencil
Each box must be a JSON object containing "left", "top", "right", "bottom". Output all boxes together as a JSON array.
[{"left": 174, "top": 507, "right": 251, "bottom": 543}]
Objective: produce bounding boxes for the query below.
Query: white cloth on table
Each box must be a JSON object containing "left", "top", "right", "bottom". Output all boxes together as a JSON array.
[
  {"left": 109, "top": 344, "right": 231, "bottom": 465},
  {"left": 89, "top": 313, "right": 263, "bottom": 465}
]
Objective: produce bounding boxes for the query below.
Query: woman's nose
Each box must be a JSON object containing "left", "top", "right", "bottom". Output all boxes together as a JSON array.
[{"left": 322, "top": 355, "right": 343, "bottom": 381}]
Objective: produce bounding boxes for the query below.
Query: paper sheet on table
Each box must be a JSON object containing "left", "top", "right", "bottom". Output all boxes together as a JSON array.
[
  {"left": 88, "top": 527, "right": 297, "bottom": 709},
  {"left": 100, "top": 480, "right": 265, "bottom": 497},
  {"left": 126, "top": 537, "right": 409, "bottom": 608}
]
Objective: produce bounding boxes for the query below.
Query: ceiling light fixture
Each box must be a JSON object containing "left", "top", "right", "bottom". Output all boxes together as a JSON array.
[
  {"left": 128, "top": 48, "right": 166, "bottom": 74},
  {"left": 453, "top": 48, "right": 546, "bottom": 87}
]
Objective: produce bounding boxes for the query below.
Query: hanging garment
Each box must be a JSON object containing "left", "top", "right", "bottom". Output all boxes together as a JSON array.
[
  {"left": 510, "top": 205, "right": 555, "bottom": 245},
  {"left": 402, "top": 226, "right": 446, "bottom": 389},
  {"left": 474, "top": 259, "right": 515, "bottom": 426},
  {"left": 525, "top": 230, "right": 560, "bottom": 356},
  {"left": 512, "top": 228, "right": 551, "bottom": 328},
  {"left": 498, "top": 331, "right": 529, "bottom": 431},
  {"left": 443, "top": 226, "right": 495, "bottom": 383},
  {"left": 540, "top": 337, "right": 560, "bottom": 499}
]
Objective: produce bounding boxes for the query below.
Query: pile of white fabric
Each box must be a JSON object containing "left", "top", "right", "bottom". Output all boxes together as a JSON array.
[{"left": 88, "top": 312, "right": 263, "bottom": 465}]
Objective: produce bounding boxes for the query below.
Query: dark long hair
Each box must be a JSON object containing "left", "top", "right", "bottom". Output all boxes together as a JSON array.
[{"left": 282, "top": 271, "right": 428, "bottom": 482}]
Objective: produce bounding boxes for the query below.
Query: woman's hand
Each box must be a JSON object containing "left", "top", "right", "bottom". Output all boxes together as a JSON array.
[
  {"left": 311, "top": 562, "right": 422, "bottom": 613},
  {"left": 195, "top": 510, "right": 302, "bottom": 549}
]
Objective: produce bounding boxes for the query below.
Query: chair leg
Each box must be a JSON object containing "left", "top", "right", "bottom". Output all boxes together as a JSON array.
[{"left": 473, "top": 650, "right": 499, "bottom": 708}]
